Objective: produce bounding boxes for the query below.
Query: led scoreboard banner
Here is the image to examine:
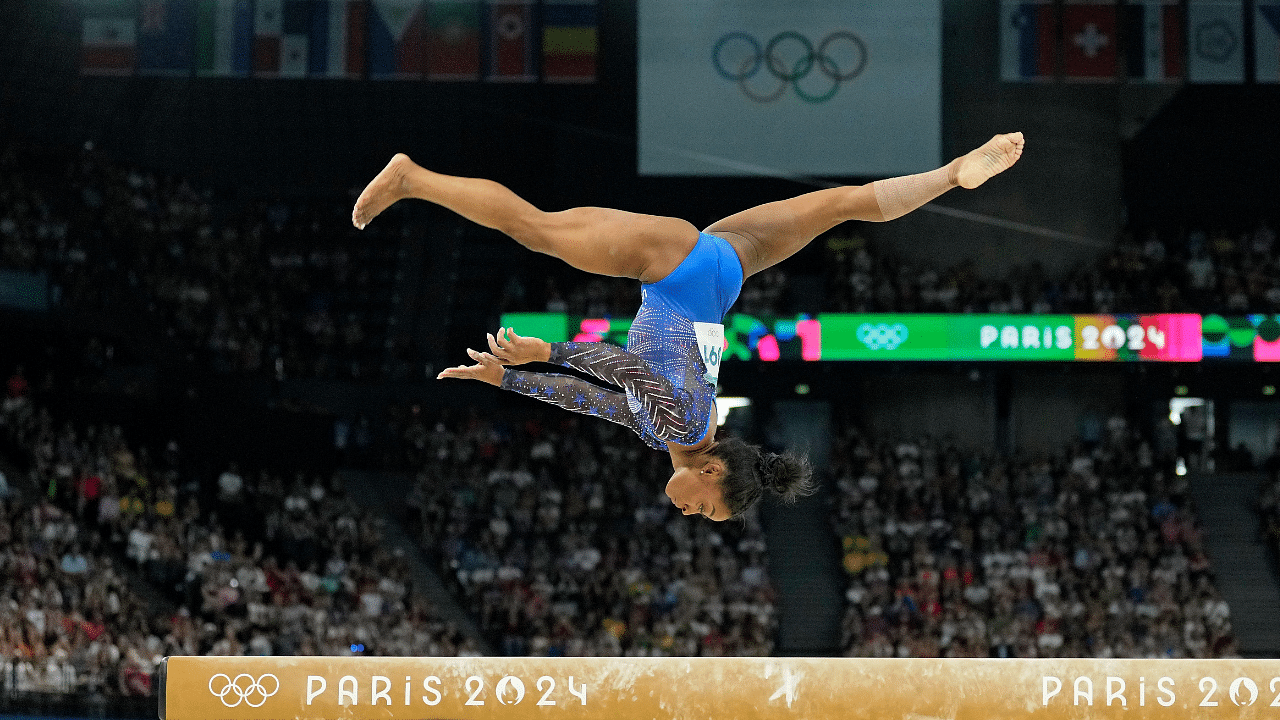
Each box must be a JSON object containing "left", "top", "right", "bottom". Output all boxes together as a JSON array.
[{"left": 498, "top": 313, "right": 1280, "bottom": 362}]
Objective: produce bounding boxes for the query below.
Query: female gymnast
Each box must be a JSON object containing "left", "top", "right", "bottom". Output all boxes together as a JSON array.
[{"left": 352, "top": 132, "right": 1025, "bottom": 521}]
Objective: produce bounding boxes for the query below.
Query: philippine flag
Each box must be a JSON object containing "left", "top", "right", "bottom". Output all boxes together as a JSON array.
[
  {"left": 1257, "top": 1, "right": 1280, "bottom": 83},
  {"left": 369, "top": 0, "right": 429, "bottom": 78},
  {"left": 1122, "top": 0, "right": 1184, "bottom": 82},
  {"left": 1000, "top": 0, "right": 1055, "bottom": 81}
]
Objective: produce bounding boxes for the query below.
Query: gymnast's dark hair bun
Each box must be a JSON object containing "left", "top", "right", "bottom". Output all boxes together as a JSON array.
[
  {"left": 713, "top": 436, "right": 815, "bottom": 518},
  {"left": 756, "top": 451, "right": 815, "bottom": 505}
]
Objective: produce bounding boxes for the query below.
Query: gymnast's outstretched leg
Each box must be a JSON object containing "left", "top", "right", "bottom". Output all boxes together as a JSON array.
[
  {"left": 704, "top": 133, "right": 1025, "bottom": 278},
  {"left": 352, "top": 155, "right": 698, "bottom": 283}
]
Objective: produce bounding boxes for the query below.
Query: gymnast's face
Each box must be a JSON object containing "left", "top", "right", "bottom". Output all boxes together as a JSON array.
[{"left": 665, "top": 462, "right": 727, "bottom": 521}]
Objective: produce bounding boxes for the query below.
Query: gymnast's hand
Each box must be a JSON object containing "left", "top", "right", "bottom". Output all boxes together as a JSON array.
[
  {"left": 486, "top": 327, "right": 552, "bottom": 366},
  {"left": 436, "top": 349, "right": 505, "bottom": 386}
]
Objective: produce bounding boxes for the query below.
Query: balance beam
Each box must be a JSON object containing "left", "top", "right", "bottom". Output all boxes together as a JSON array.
[{"left": 160, "top": 656, "right": 1280, "bottom": 720}]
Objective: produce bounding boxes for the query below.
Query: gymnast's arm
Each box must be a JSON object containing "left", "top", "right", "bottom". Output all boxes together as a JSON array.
[
  {"left": 435, "top": 346, "right": 646, "bottom": 438},
  {"left": 545, "top": 342, "right": 711, "bottom": 444},
  {"left": 486, "top": 327, "right": 671, "bottom": 397},
  {"left": 483, "top": 328, "right": 706, "bottom": 443},
  {"left": 499, "top": 369, "right": 648, "bottom": 438}
]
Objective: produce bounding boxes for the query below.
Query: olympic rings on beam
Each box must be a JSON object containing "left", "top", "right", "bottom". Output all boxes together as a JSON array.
[
  {"left": 712, "top": 31, "right": 868, "bottom": 104},
  {"left": 208, "top": 673, "right": 280, "bottom": 708}
]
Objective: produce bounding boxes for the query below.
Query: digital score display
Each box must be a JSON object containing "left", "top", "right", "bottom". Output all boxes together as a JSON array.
[
  {"left": 498, "top": 313, "right": 1280, "bottom": 362},
  {"left": 819, "top": 314, "right": 1204, "bottom": 361}
]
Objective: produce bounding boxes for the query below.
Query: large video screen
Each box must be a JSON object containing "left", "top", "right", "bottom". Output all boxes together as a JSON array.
[
  {"left": 637, "top": 0, "right": 942, "bottom": 177},
  {"left": 500, "top": 313, "right": 1280, "bottom": 362}
]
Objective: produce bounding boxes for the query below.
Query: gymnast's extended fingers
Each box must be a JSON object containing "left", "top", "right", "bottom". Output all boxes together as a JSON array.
[
  {"left": 499, "top": 327, "right": 548, "bottom": 364},
  {"left": 457, "top": 349, "right": 504, "bottom": 385},
  {"left": 436, "top": 351, "right": 490, "bottom": 376},
  {"left": 495, "top": 327, "right": 518, "bottom": 353},
  {"left": 467, "top": 348, "right": 504, "bottom": 366},
  {"left": 486, "top": 332, "right": 511, "bottom": 362},
  {"left": 436, "top": 364, "right": 477, "bottom": 380}
]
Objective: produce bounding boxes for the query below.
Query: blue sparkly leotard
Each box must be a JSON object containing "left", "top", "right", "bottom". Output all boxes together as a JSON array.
[{"left": 500, "top": 232, "right": 744, "bottom": 450}]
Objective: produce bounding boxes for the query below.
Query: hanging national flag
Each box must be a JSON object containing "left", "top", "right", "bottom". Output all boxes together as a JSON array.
[
  {"left": 137, "top": 0, "right": 196, "bottom": 75},
  {"left": 486, "top": 0, "right": 534, "bottom": 81},
  {"left": 999, "top": 0, "right": 1055, "bottom": 82},
  {"left": 1062, "top": 0, "right": 1117, "bottom": 81},
  {"left": 280, "top": 0, "right": 314, "bottom": 77},
  {"left": 81, "top": 0, "right": 137, "bottom": 75},
  {"left": 1122, "top": 0, "right": 1184, "bottom": 82},
  {"left": 254, "top": 0, "right": 284, "bottom": 74},
  {"left": 267, "top": 1, "right": 368, "bottom": 78},
  {"left": 542, "top": 0, "right": 597, "bottom": 83},
  {"left": 1187, "top": 0, "right": 1244, "bottom": 83},
  {"left": 1257, "top": 1, "right": 1280, "bottom": 83},
  {"left": 369, "top": 0, "right": 429, "bottom": 77},
  {"left": 195, "top": 0, "right": 252, "bottom": 76},
  {"left": 426, "top": 0, "right": 481, "bottom": 79},
  {"left": 320, "top": 0, "right": 368, "bottom": 77}
]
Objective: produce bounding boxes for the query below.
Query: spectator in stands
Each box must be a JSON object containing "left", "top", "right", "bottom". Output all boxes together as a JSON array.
[
  {"left": 406, "top": 412, "right": 781, "bottom": 657},
  {"left": 1258, "top": 470, "right": 1280, "bottom": 565},
  {"left": 6, "top": 138, "right": 1280, "bottom": 380},
  {"left": 1, "top": 373, "right": 471, "bottom": 700},
  {"left": 831, "top": 423, "right": 1235, "bottom": 659},
  {"left": 6, "top": 367, "right": 27, "bottom": 403},
  {"left": 216, "top": 462, "right": 244, "bottom": 511},
  {"left": 1, "top": 140, "right": 409, "bottom": 380}
]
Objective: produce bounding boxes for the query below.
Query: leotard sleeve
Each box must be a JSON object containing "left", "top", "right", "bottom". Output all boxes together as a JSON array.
[
  {"left": 500, "top": 369, "right": 643, "bottom": 436},
  {"left": 499, "top": 341, "right": 708, "bottom": 450}
]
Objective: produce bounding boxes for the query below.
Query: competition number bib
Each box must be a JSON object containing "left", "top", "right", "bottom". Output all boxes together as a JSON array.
[{"left": 692, "top": 322, "right": 725, "bottom": 386}]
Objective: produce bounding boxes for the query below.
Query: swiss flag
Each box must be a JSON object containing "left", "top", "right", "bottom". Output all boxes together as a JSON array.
[{"left": 1062, "top": 0, "right": 1118, "bottom": 80}]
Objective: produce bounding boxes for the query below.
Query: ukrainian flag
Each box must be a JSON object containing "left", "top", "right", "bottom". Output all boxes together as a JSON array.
[{"left": 541, "top": 0, "right": 596, "bottom": 82}]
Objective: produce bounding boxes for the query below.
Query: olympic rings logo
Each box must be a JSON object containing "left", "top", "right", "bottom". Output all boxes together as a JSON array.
[
  {"left": 713, "top": 31, "right": 868, "bottom": 103},
  {"left": 209, "top": 673, "right": 280, "bottom": 708},
  {"left": 857, "top": 323, "right": 908, "bottom": 351}
]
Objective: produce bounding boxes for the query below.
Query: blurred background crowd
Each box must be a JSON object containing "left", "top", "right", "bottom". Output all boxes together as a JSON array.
[{"left": 2, "top": 1, "right": 1279, "bottom": 717}]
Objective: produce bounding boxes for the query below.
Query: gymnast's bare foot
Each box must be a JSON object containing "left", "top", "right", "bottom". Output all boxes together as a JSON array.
[
  {"left": 952, "top": 132, "right": 1025, "bottom": 190},
  {"left": 352, "top": 153, "right": 415, "bottom": 229}
]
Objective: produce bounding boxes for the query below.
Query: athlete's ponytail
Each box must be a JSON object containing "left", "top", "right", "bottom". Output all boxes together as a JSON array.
[{"left": 712, "top": 436, "right": 815, "bottom": 518}]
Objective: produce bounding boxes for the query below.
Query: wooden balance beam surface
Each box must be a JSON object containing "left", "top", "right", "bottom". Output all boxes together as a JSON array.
[{"left": 160, "top": 656, "right": 1280, "bottom": 720}]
